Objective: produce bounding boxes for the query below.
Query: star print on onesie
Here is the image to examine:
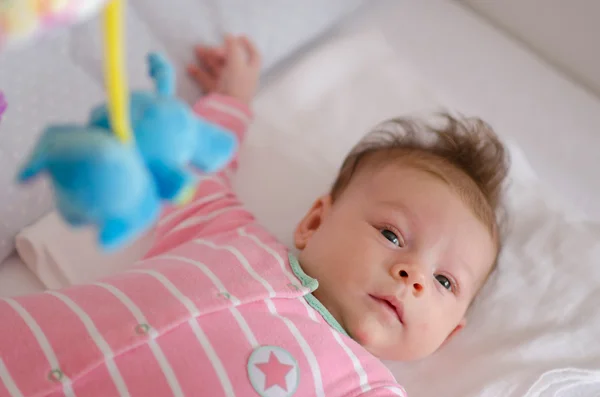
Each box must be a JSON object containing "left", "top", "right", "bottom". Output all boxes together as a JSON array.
[{"left": 247, "top": 346, "right": 300, "bottom": 396}]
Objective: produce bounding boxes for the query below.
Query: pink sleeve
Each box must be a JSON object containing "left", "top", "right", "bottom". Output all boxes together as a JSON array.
[
  {"left": 144, "top": 93, "right": 255, "bottom": 257},
  {"left": 192, "top": 93, "right": 253, "bottom": 175}
]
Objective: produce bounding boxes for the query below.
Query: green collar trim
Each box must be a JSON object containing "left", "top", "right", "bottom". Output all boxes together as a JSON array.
[
  {"left": 288, "top": 253, "right": 349, "bottom": 337},
  {"left": 287, "top": 252, "right": 318, "bottom": 291}
]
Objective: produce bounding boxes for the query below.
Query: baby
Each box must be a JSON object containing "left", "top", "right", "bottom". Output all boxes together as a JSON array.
[{"left": 0, "top": 35, "right": 508, "bottom": 396}]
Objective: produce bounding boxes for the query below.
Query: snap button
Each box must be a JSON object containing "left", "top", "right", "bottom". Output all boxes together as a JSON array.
[
  {"left": 48, "top": 369, "right": 63, "bottom": 382},
  {"left": 135, "top": 323, "right": 150, "bottom": 335},
  {"left": 286, "top": 283, "right": 300, "bottom": 292},
  {"left": 218, "top": 292, "right": 231, "bottom": 300},
  {"left": 247, "top": 345, "right": 299, "bottom": 396}
]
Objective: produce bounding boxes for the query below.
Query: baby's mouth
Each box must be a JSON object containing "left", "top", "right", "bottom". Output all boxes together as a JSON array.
[{"left": 369, "top": 294, "right": 404, "bottom": 324}]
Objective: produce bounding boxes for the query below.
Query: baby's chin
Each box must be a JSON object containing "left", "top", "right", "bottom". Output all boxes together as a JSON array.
[
  {"left": 348, "top": 313, "right": 402, "bottom": 358},
  {"left": 348, "top": 313, "right": 429, "bottom": 361}
]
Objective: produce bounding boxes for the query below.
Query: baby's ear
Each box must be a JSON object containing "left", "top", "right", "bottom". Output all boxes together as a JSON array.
[{"left": 293, "top": 195, "right": 332, "bottom": 250}]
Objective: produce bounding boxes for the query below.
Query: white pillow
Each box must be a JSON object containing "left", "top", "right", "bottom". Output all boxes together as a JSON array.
[{"left": 233, "top": 29, "right": 600, "bottom": 397}]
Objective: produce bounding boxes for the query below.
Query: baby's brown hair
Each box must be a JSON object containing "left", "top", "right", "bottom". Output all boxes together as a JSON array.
[{"left": 330, "top": 113, "right": 509, "bottom": 271}]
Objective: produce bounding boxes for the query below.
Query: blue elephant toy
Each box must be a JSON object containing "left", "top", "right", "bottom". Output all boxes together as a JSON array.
[
  {"left": 17, "top": 52, "right": 238, "bottom": 251},
  {"left": 90, "top": 52, "right": 238, "bottom": 202},
  {"left": 18, "top": 126, "right": 161, "bottom": 250}
]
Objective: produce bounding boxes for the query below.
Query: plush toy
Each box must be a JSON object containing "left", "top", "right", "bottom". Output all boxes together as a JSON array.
[
  {"left": 5, "top": 0, "right": 238, "bottom": 251},
  {"left": 89, "top": 52, "right": 238, "bottom": 202},
  {"left": 17, "top": 52, "right": 237, "bottom": 250},
  {"left": 17, "top": 124, "right": 161, "bottom": 250}
]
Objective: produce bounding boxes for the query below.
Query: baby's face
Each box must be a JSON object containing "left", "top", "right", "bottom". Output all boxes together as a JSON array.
[{"left": 295, "top": 163, "right": 496, "bottom": 361}]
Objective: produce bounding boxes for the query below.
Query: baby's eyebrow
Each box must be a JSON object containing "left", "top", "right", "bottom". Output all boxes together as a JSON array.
[
  {"left": 454, "top": 257, "right": 478, "bottom": 287},
  {"left": 377, "top": 200, "right": 420, "bottom": 232}
]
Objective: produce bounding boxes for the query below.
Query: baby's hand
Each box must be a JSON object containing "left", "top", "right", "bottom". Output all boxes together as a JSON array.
[{"left": 188, "top": 35, "right": 261, "bottom": 105}]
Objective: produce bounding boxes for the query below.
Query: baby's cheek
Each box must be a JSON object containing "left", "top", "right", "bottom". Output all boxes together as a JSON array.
[
  {"left": 410, "top": 321, "right": 452, "bottom": 356},
  {"left": 413, "top": 321, "right": 443, "bottom": 346},
  {"left": 350, "top": 312, "right": 386, "bottom": 347},
  {"left": 416, "top": 321, "right": 431, "bottom": 334}
]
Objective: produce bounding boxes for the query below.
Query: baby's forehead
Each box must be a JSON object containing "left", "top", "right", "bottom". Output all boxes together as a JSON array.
[
  {"left": 357, "top": 164, "right": 474, "bottom": 220},
  {"left": 356, "top": 154, "right": 497, "bottom": 234},
  {"left": 357, "top": 151, "right": 463, "bottom": 182},
  {"left": 349, "top": 157, "right": 457, "bottom": 197}
]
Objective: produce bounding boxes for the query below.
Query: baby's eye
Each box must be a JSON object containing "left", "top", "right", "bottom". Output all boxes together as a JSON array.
[
  {"left": 381, "top": 229, "right": 401, "bottom": 247},
  {"left": 435, "top": 275, "right": 452, "bottom": 291}
]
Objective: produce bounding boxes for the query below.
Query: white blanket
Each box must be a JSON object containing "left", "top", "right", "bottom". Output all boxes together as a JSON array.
[
  {"left": 233, "top": 29, "right": 600, "bottom": 397},
  {"left": 14, "top": 212, "right": 154, "bottom": 289}
]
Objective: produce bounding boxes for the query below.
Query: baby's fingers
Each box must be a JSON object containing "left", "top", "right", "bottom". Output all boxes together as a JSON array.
[
  {"left": 194, "top": 45, "right": 225, "bottom": 77},
  {"left": 187, "top": 65, "right": 217, "bottom": 92},
  {"left": 239, "top": 36, "right": 261, "bottom": 69}
]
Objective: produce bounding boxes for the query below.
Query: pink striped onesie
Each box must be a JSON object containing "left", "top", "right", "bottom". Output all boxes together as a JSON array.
[{"left": 0, "top": 94, "right": 407, "bottom": 397}]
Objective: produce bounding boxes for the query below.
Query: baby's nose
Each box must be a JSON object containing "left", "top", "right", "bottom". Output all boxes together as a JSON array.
[{"left": 390, "top": 264, "right": 426, "bottom": 297}]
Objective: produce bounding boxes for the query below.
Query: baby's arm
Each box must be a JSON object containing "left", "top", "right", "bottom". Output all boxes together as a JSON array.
[{"left": 145, "top": 35, "right": 261, "bottom": 257}]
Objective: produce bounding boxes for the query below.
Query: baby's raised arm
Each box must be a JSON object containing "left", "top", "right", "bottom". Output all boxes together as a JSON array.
[{"left": 145, "top": 36, "right": 261, "bottom": 257}]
